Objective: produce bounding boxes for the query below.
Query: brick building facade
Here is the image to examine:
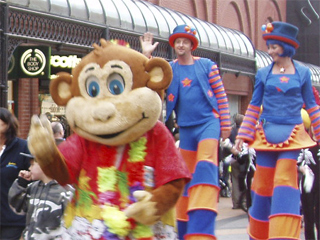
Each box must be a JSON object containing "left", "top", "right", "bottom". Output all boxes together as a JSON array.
[{"left": 144, "top": 0, "right": 286, "bottom": 52}]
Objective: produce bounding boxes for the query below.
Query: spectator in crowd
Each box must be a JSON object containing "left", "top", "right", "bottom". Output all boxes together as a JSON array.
[
  {"left": 230, "top": 114, "right": 245, "bottom": 209},
  {"left": 140, "top": 24, "right": 231, "bottom": 240},
  {"left": 0, "top": 107, "right": 30, "bottom": 240},
  {"left": 8, "top": 152, "right": 74, "bottom": 240},
  {"left": 51, "top": 121, "right": 65, "bottom": 145}
]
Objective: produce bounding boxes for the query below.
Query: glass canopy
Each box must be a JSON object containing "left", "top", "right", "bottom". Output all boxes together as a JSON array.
[{"left": 3, "top": 0, "right": 255, "bottom": 58}]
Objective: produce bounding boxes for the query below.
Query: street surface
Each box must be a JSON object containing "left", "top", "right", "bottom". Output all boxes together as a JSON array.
[{"left": 216, "top": 196, "right": 305, "bottom": 240}]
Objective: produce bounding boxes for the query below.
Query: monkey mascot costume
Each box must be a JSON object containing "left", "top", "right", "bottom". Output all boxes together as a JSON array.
[{"left": 27, "top": 39, "right": 191, "bottom": 240}]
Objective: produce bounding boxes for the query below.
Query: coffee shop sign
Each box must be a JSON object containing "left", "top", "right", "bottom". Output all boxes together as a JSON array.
[{"left": 51, "top": 55, "right": 81, "bottom": 68}]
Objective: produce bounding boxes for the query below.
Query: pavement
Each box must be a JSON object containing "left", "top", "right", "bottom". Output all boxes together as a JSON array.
[
  {"left": 215, "top": 196, "right": 306, "bottom": 240},
  {"left": 216, "top": 196, "right": 249, "bottom": 240}
]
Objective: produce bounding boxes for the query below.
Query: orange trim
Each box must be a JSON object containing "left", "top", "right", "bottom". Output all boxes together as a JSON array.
[
  {"left": 314, "top": 125, "right": 320, "bottom": 134},
  {"left": 211, "top": 81, "right": 222, "bottom": 88},
  {"left": 176, "top": 196, "right": 189, "bottom": 221},
  {"left": 314, "top": 118, "right": 320, "bottom": 126},
  {"left": 269, "top": 214, "right": 301, "bottom": 239},
  {"left": 180, "top": 149, "right": 197, "bottom": 173},
  {"left": 306, "top": 105, "right": 319, "bottom": 114},
  {"left": 214, "top": 88, "right": 225, "bottom": 94},
  {"left": 274, "top": 159, "right": 298, "bottom": 188},
  {"left": 217, "top": 98, "right": 228, "bottom": 104},
  {"left": 249, "top": 123, "right": 316, "bottom": 151},
  {"left": 242, "top": 118, "right": 257, "bottom": 125},
  {"left": 220, "top": 115, "right": 231, "bottom": 120},
  {"left": 197, "top": 139, "right": 218, "bottom": 165},
  {"left": 211, "top": 70, "right": 219, "bottom": 75},
  {"left": 251, "top": 165, "right": 275, "bottom": 196},
  {"left": 216, "top": 94, "right": 228, "bottom": 100},
  {"left": 221, "top": 126, "right": 232, "bottom": 131},
  {"left": 239, "top": 126, "right": 255, "bottom": 134},
  {"left": 188, "top": 185, "right": 219, "bottom": 211},
  {"left": 310, "top": 114, "right": 320, "bottom": 122},
  {"left": 248, "top": 215, "right": 269, "bottom": 240},
  {"left": 247, "top": 104, "right": 261, "bottom": 110},
  {"left": 185, "top": 234, "right": 217, "bottom": 240}
]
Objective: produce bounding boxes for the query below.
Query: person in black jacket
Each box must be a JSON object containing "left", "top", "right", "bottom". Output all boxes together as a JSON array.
[
  {"left": 230, "top": 114, "right": 244, "bottom": 209},
  {"left": 0, "top": 107, "right": 30, "bottom": 240}
]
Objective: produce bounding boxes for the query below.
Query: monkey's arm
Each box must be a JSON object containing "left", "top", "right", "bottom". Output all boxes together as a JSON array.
[
  {"left": 124, "top": 179, "right": 184, "bottom": 225},
  {"left": 28, "top": 115, "right": 70, "bottom": 185}
]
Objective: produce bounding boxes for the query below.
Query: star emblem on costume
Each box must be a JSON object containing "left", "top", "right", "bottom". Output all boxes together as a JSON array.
[
  {"left": 167, "top": 93, "right": 175, "bottom": 102},
  {"left": 280, "top": 76, "right": 289, "bottom": 83},
  {"left": 182, "top": 78, "right": 192, "bottom": 87},
  {"left": 207, "top": 90, "right": 213, "bottom": 97}
]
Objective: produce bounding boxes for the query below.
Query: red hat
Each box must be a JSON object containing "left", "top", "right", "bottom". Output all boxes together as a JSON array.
[{"left": 169, "top": 24, "right": 199, "bottom": 51}]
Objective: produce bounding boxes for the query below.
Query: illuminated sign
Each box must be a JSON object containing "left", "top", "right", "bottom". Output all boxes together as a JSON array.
[
  {"left": 51, "top": 55, "right": 81, "bottom": 69},
  {"left": 20, "top": 48, "right": 47, "bottom": 76},
  {"left": 7, "top": 47, "right": 82, "bottom": 80},
  {"left": 8, "top": 46, "right": 51, "bottom": 79}
]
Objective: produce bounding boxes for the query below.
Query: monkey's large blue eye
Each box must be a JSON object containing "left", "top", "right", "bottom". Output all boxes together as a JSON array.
[
  {"left": 107, "top": 73, "right": 125, "bottom": 95},
  {"left": 86, "top": 76, "right": 100, "bottom": 97}
]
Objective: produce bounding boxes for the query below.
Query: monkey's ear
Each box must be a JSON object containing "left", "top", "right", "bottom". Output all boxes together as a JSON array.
[
  {"left": 50, "top": 72, "right": 74, "bottom": 106},
  {"left": 145, "top": 57, "right": 173, "bottom": 91}
]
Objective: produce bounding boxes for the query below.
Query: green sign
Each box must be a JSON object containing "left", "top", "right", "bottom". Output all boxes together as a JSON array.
[{"left": 8, "top": 46, "right": 51, "bottom": 79}]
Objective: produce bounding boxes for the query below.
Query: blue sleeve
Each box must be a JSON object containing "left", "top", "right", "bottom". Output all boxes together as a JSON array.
[
  {"left": 249, "top": 70, "right": 264, "bottom": 107},
  {"left": 302, "top": 69, "right": 317, "bottom": 109}
]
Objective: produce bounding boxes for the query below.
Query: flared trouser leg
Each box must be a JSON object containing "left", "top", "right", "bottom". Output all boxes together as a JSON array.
[
  {"left": 248, "top": 150, "right": 301, "bottom": 240},
  {"left": 177, "top": 138, "right": 219, "bottom": 240}
]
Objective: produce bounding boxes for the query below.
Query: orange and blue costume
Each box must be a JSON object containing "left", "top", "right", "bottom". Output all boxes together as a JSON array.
[
  {"left": 166, "top": 57, "right": 231, "bottom": 240},
  {"left": 237, "top": 61, "right": 320, "bottom": 240}
]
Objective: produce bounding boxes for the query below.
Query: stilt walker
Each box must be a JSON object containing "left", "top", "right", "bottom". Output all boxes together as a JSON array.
[
  {"left": 235, "top": 21, "right": 320, "bottom": 240},
  {"left": 140, "top": 25, "right": 232, "bottom": 239}
]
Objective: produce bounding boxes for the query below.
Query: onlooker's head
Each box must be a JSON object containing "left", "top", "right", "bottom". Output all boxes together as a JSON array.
[
  {"left": 233, "top": 114, "right": 244, "bottom": 127},
  {"left": 51, "top": 122, "right": 64, "bottom": 139},
  {"left": 0, "top": 107, "right": 19, "bottom": 144},
  {"left": 20, "top": 152, "right": 51, "bottom": 182}
]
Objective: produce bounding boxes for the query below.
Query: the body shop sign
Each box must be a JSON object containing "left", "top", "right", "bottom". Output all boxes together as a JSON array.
[{"left": 8, "top": 46, "right": 51, "bottom": 79}]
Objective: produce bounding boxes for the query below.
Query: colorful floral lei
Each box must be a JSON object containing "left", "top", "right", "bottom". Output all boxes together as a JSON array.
[{"left": 97, "top": 136, "right": 154, "bottom": 239}]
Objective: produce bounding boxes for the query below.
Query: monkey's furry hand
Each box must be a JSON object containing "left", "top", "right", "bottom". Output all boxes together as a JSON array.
[
  {"left": 124, "top": 190, "right": 160, "bottom": 225},
  {"left": 28, "top": 114, "right": 56, "bottom": 164},
  {"left": 28, "top": 114, "right": 69, "bottom": 184}
]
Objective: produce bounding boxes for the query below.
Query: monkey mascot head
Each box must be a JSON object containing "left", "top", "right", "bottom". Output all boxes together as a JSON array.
[{"left": 50, "top": 39, "right": 172, "bottom": 145}]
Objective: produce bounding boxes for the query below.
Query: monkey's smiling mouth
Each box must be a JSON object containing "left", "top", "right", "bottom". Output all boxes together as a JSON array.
[
  {"left": 97, "top": 130, "right": 125, "bottom": 139},
  {"left": 76, "top": 112, "right": 149, "bottom": 139}
]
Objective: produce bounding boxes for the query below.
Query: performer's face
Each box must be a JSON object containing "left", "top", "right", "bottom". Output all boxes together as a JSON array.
[
  {"left": 174, "top": 37, "right": 193, "bottom": 56},
  {"left": 267, "top": 44, "right": 284, "bottom": 61}
]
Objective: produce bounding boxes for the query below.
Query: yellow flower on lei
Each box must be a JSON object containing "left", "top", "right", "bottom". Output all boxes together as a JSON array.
[
  {"left": 98, "top": 166, "right": 117, "bottom": 192},
  {"left": 129, "top": 137, "right": 147, "bottom": 163},
  {"left": 101, "top": 205, "right": 131, "bottom": 237},
  {"left": 133, "top": 223, "right": 153, "bottom": 238}
]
